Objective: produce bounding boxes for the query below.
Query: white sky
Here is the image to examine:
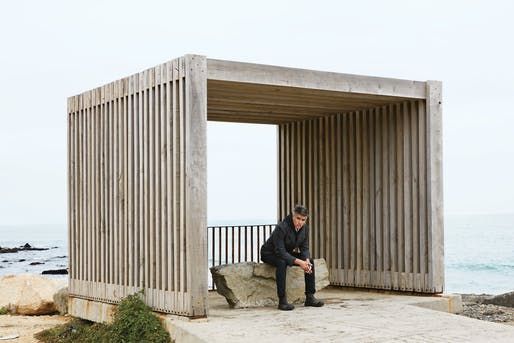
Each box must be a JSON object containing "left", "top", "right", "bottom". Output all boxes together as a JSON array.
[{"left": 1, "top": 0, "right": 513, "bottom": 225}]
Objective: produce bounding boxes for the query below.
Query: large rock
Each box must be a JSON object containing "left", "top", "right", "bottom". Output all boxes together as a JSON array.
[
  {"left": 53, "top": 286, "right": 69, "bottom": 314},
  {"left": 0, "top": 274, "right": 67, "bottom": 315},
  {"left": 482, "top": 291, "right": 514, "bottom": 308},
  {"left": 210, "top": 258, "right": 329, "bottom": 308}
]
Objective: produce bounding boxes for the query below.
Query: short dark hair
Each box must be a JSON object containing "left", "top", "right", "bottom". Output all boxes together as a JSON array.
[{"left": 293, "top": 204, "right": 309, "bottom": 216}]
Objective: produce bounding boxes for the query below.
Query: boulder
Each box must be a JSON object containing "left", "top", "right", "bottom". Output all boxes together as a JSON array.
[
  {"left": 53, "top": 287, "right": 69, "bottom": 314},
  {"left": 482, "top": 291, "right": 514, "bottom": 308},
  {"left": 42, "top": 268, "right": 68, "bottom": 275},
  {"left": 0, "top": 274, "right": 67, "bottom": 315},
  {"left": 210, "top": 258, "right": 329, "bottom": 308}
]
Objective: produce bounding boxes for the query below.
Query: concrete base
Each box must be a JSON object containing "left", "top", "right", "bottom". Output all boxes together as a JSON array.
[
  {"left": 69, "top": 287, "right": 514, "bottom": 342},
  {"left": 68, "top": 297, "right": 117, "bottom": 324}
]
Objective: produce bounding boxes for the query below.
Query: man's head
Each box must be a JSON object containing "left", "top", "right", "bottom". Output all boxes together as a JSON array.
[{"left": 292, "top": 204, "right": 309, "bottom": 230}]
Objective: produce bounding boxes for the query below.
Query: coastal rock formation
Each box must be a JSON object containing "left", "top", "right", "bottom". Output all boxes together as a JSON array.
[
  {"left": 42, "top": 268, "right": 68, "bottom": 275},
  {"left": 482, "top": 291, "right": 514, "bottom": 308},
  {"left": 210, "top": 258, "right": 329, "bottom": 308},
  {"left": 0, "top": 274, "right": 66, "bottom": 315},
  {"left": 0, "top": 243, "right": 49, "bottom": 254}
]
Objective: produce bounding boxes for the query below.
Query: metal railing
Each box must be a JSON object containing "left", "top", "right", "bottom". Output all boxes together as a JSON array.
[{"left": 207, "top": 224, "right": 276, "bottom": 290}]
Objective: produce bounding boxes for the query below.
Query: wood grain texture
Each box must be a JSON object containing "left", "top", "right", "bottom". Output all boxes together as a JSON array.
[
  {"left": 67, "top": 56, "right": 206, "bottom": 316},
  {"left": 277, "top": 98, "right": 437, "bottom": 292}
]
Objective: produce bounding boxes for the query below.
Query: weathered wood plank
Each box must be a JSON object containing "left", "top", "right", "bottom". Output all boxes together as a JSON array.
[
  {"left": 207, "top": 59, "right": 426, "bottom": 99},
  {"left": 426, "top": 81, "right": 444, "bottom": 292},
  {"left": 184, "top": 55, "right": 208, "bottom": 316}
]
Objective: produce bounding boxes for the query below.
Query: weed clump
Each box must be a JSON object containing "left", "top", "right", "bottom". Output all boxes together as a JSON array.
[
  {"left": 109, "top": 291, "right": 171, "bottom": 343},
  {"left": 34, "top": 318, "right": 109, "bottom": 343}
]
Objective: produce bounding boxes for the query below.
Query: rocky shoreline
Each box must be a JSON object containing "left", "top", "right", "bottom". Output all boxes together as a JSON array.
[
  {"left": 0, "top": 243, "right": 68, "bottom": 275},
  {"left": 0, "top": 243, "right": 50, "bottom": 254},
  {"left": 458, "top": 293, "right": 514, "bottom": 325}
]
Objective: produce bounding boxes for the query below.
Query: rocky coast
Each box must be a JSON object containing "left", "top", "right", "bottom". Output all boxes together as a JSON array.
[{"left": 458, "top": 292, "right": 514, "bottom": 325}]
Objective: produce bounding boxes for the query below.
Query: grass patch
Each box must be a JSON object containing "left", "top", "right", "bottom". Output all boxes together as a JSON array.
[
  {"left": 35, "top": 291, "right": 171, "bottom": 343},
  {"left": 0, "top": 306, "right": 8, "bottom": 315}
]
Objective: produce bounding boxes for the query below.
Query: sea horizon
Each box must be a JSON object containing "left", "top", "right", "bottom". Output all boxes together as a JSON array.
[{"left": 1, "top": 212, "right": 513, "bottom": 295}]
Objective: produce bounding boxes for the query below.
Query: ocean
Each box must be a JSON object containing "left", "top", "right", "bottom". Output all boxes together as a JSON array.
[{"left": 1, "top": 213, "right": 513, "bottom": 295}]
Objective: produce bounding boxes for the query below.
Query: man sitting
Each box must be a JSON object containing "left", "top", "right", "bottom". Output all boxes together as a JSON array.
[{"left": 260, "top": 204, "right": 324, "bottom": 310}]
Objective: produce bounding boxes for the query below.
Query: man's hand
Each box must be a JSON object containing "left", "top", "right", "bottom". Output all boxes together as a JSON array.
[{"left": 294, "top": 258, "right": 313, "bottom": 274}]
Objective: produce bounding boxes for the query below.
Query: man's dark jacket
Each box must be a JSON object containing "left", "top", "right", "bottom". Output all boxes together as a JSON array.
[{"left": 260, "top": 213, "right": 310, "bottom": 266}]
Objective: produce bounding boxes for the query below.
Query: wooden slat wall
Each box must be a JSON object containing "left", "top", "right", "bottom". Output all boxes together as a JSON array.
[
  {"left": 278, "top": 99, "right": 443, "bottom": 293},
  {"left": 67, "top": 55, "right": 208, "bottom": 317}
]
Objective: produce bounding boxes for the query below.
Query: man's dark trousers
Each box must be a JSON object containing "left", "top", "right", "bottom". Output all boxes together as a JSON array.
[{"left": 260, "top": 252, "right": 316, "bottom": 298}]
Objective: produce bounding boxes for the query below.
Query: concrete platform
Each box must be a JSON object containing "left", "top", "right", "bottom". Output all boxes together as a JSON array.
[{"left": 161, "top": 286, "right": 514, "bottom": 343}]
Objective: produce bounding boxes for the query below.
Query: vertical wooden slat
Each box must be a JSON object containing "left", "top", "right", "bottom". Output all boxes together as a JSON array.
[
  {"left": 368, "top": 109, "right": 375, "bottom": 284},
  {"left": 277, "top": 125, "right": 283, "bottom": 220},
  {"left": 101, "top": 97, "right": 106, "bottom": 284},
  {"left": 94, "top": 103, "right": 100, "bottom": 283},
  {"left": 127, "top": 78, "right": 134, "bottom": 287},
  {"left": 149, "top": 73, "right": 156, "bottom": 291},
  {"left": 395, "top": 103, "right": 403, "bottom": 289},
  {"left": 67, "top": 110, "right": 72, "bottom": 283},
  {"left": 139, "top": 73, "right": 145, "bottom": 289},
  {"left": 374, "top": 107, "right": 382, "bottom": 286},
  {"left": 123, "top": 84, "right": 128, "bottom": 290},
  {"left": 300, "top": 123, "right": 305, "bottom": 249},
  {"left": 172, "top": 60, "right": 179, "bottom": 294},
  {"left": 179, "top": 57, "right": 186, "bottom": 298},
  {"left": 90, "top": 102, "right": 95, "bottom": 283},
  {"left": 418, "top": 100, "right": 427, "bottom": 291},
  {"left": 362, "top": 110, "right": 369, "bottom": 286},
  {"left": 291, "top": 122, "right": 296, "bottom": 208},
  {"left": 313, "top": 119, "right": 319, "bottom": 258},
  {"left": 119, "top": 87, "right": 126, "bottom": 289},
  {"left": 74, "top": 105, "right": 80, "bottom": 284},
  {"left": 85, "top": 97, "right": 89, "bottom": 291},
  {"left": 320, "top": 117, "right": 326, "bottom": 261},
  {"left": 113, "top": 89, "right": 119, "bottom": 287},
  {"left": 383, "top": 106, "right": 391, "bottom": 284},
  {"left": 307, "top": 120, "right": 314, "bottom": 259},
  {"left": 166, "top": 63, "right": 173, "bottom": 293},
  {"left": 367, "top": 109, "right": 376, "bottom": 286},
  {"left": 403, "top": 101, "right": 412, "bottom": 289},
  {"left": 336, "top": 114, "right": 342, "bottom": 272},
  {"left": 330, "top": 115, "right": 336, "bottom": 274},
  {"left": 284, "top": 123, "right": 288, "bottom": 217},
  {"left": 349, "top": 112, "right": 356, "bottom": 283},
  {"left": 390, "top": 103, "right": 399, "bottom": 289},
  {"left": 160, "top": 79, "right": 167, "bottom": 293},
  {"left": 411, "top": 101, "right": 420, "bottom": 290},
  {"left": 343, "top": 113, "right": 350, "bottom": 276},
  {"left": 133, "top": 76, "right": 140, "bottom": 288},
  {"left": 109, "top": 89, "right": 115, "bottom": 286}
]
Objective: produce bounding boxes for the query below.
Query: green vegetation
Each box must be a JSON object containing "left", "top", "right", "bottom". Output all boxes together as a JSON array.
[
  {"left": 35, "top": 291, "right": 172, "bottom": 343},
  {"left": 0, "top": 306, "right": 8, "bottom": 315},
  {"left": 34, "top": 318, "right": 109, "bottom": 343}
]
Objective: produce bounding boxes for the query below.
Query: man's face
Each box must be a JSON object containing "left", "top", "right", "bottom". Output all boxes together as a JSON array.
[{"left": 292, "top": 213, "right": 307, "bottom": 230}]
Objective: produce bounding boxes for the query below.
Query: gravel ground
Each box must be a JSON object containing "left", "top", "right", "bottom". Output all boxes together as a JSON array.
[{"left": 458, "top": 293, "right": 514, "bottom": 326}]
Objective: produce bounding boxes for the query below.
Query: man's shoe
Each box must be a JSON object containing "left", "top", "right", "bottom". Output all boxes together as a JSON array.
[
  {"left": 304, "top": 293, "right": 324, "bottom": 307},
  {"left": 278, "top": 296, "right": 295, "bottom": 311}
]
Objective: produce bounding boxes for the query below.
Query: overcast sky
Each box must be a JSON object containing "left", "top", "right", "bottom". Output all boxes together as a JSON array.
[{"left": 1, "top": 0, "right": 513, "bottom": 225}]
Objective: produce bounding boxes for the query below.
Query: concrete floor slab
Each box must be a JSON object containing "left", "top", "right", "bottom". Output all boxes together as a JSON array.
[{"left": 161, "top": 286, "right": 514, "bottom": 343}]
